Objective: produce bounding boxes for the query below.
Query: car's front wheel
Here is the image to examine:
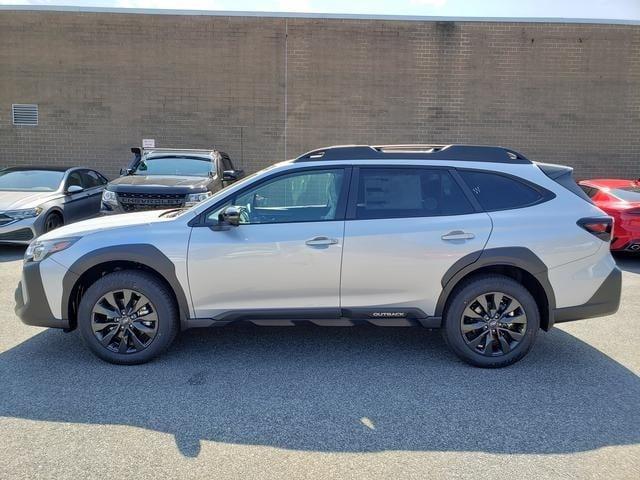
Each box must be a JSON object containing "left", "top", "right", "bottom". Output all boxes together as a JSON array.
[
  {"left": 78, "top": 271, "right": 179, "bottom": 365},
  {"left": 43, "top": 212, "right": 63, "bottom": 232},
  {"left": 442, "top": 274, "right": 540, "bottom": 368}
]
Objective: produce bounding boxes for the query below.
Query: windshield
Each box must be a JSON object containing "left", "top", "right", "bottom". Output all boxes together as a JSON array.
[
  {"left": 611, "top": 186, "right": 640, "bottom": 202},
  {"left": 134, "top": 156, "right": 213, "bottom": 177},
  {"left": 0, "top": 170, "right": 64, "bottom": 191}
]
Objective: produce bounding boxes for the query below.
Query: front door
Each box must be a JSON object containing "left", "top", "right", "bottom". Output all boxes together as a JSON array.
[
  {"left": 62, "top": 171, "right": 88, "bottom": 222},
  {"left": 188, "top": 167, "right": 350, "bottom": 319}
]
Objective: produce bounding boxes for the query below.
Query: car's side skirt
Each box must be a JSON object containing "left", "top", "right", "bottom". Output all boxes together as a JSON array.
[{"left": 185, "top": 308, "right": 442, "bottom": 329}]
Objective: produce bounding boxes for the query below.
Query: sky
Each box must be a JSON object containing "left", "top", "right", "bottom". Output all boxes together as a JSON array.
[{"left": 0, "top": 0, "right": 639, "bottom": 21}]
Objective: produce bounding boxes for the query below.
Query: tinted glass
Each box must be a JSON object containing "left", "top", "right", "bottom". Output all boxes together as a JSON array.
[
  {"left": 459, "top": 170, "right": 543, "bottom": 211},
  {"left": 0, "top": 170, "right": 64, "bottom": 192},
  {"left": 81, "top": 170, "right": 105, "bottom": 188},
  {"left": 580, "top": 185, "right": 598, "bottom": 198},
  {"left": 355, "top": 168, "right": 474, "bottom": 219},
  {"left": 611, "top": 186, "right": 640, "bottom": 202},
  {"left": 134, "top": 156, "right": 212, "bottom": 177},
  {"left": 66, "top": 172, "right": 83, "bottom": 190},
  {"left": 229, "top": 169, "right": 345, "bottom": 224}
]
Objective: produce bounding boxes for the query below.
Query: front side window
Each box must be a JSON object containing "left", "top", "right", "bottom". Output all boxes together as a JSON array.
[
  {"left": 355, "top": 168, "right": 474, "bottom": 219},
  {"left": 81, "top": 170, "right": 106, "bottom": 189},
  {"left": 458, "top": 170, "right": 544, "bottom": 211},
  {"left": 209, "top": 169, "right": 345, "bottom": 224},
  {"left": 66, "top": 172, "right": 83, "bottom": 190},
  {"left": 134, "top": 156, "right": 213, "bottom": 177},
  {"left": 0, "top": 169, "right": 64, "bottom": 192}
]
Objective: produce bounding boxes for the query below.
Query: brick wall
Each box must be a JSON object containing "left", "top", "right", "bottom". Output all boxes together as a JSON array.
[{"left": 0, "top": 11, "right": 638, "bottom": 179}]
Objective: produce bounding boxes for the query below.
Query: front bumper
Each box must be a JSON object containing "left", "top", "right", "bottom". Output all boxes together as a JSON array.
[
  {"left": 15, "top": 260, "right": 69, "bottom": 329},
  {"left": 0, "top": 216, "right": 40, "bottom": 245},
  {"left": 553, "top": 267, "right": 622, "bottom": 323}
]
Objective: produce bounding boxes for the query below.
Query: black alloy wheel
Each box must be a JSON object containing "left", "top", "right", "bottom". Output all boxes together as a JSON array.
[
  {"left": 442, "top": 274, "right": 539, "bottom": 368},
  {"left": 91, "top": 289, "right": 159, "bottom": 354},
  {"left": 460, "top": 291, "right": 528, "bottom": 357}
]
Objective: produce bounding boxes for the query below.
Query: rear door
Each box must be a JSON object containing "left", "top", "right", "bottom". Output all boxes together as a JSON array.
[{"left": 340, "top": 166, "right": 492, "bottom": 318}]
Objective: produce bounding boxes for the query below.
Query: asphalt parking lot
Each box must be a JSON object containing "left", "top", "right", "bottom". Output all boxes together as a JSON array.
[{"left": 0, "top": 246, "right": 638, "bottom": 480}]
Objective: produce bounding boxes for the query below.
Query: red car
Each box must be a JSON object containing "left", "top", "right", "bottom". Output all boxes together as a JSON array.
[{"left": 579, "top": 178, "right": 640, "bottom": 252}]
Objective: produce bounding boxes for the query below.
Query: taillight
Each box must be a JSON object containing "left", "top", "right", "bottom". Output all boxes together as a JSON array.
[{"left": 577, "top": 217, "right": 613, "bottom": 242}]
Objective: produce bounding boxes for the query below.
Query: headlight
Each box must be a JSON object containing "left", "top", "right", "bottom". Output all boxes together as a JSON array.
[
  {"left": 25, "top": 237, "right": 80, "bottom": 263},
  {"left": 4, "top": 207, "right": 42, "bottom": 220},
  {"left": 185, "top": 192, "right": 212, "bottom": 206},
  {"left": 101, "top": 190, "right": 117, "bottom": 204}
]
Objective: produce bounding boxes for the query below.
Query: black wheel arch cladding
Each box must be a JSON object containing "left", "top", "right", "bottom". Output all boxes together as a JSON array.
[
  {"left": 62, "top": 244, "right": 190, "bottom": 328},
  {"left": 436, "top": 247, "right": 556, "bottom": 327}
]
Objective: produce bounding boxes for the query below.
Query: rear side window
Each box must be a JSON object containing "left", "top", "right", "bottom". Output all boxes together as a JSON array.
[
  {"left": 580, "top": 185, "right": 598, "bottom": 198},
  {"left": 458, "top": 170, "right": 544, "bottom": 211},
  {"left": 355, "top": 168, "right": 475, "bottom": 219}
]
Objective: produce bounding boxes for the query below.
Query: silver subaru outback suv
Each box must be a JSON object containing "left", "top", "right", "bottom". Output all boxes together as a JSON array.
[{"left": 15, "top": 145, "right": 621, "bottom": 367}]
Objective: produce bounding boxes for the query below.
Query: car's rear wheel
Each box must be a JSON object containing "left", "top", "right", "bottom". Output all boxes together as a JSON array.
[
  {"left": 78, "top": 271, "right": 179, "bottom": 365},
  {"left": 442, "top": 274, "right": 539, "bottom": 368},
  {"left": 43, "top": 212, "right": 63, "bottom": 232}
]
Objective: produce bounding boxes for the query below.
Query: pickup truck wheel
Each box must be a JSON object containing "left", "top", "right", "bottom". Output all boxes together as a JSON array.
[
  {"left": 78, "top": 271, "right": 179, "bottom": 365},
  {"left": 442, "top": 274, "right": 540, "bottom": 368}
]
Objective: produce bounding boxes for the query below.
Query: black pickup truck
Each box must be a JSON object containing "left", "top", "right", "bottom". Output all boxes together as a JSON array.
[{"left": 100, "top": 148, "right": 244, "bottom": 214}]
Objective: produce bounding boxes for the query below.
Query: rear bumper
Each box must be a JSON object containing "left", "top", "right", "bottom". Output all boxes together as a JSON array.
[
  {"left": 14, "top": 261, "right": 69, "bottom": 329},
  {"left": 553, "top": 267, "right": 622, "bottom": 323}
]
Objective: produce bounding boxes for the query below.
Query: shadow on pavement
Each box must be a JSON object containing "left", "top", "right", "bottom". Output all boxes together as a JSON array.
[
  {"left": 614, "top": 253, "right": 640, "bottom": 274},
  {"left": 0, "top": 245, "right": 25, "bottom": 263},
  {"left": 0, "top": 325, "right": 638, "bottom": 457}
]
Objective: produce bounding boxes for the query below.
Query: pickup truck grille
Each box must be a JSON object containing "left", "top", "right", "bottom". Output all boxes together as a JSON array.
[{"left": 117, "top": 192, "right": 186, "bottom": 212}]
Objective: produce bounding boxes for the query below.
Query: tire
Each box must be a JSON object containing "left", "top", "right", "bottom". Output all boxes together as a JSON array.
[
  {"left": 78, "top": 270, "right": 179, "bottom": 365},
  {"left": 442, "top": 274, "right": 540, "bottom": 368},
  {"left": 43, "top": 212, "right": 63, "bottom": 232}
]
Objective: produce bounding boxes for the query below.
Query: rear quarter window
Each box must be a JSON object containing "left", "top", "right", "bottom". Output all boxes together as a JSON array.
[{"left": 458, "top": 170, "right": 548, "bottom": 211}]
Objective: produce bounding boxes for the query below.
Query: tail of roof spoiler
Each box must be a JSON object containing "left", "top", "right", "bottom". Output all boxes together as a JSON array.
[{"left": 536, "top": 162, "right": 593, "bottom": 204}]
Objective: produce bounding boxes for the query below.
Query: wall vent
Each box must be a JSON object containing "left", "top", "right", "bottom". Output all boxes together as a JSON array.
[{"left": 12, "top": 104, "right": 38, "bottom": 126}]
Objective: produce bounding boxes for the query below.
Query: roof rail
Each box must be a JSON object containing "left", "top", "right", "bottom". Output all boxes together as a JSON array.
[
  {"left": 294, "top": 144, "right": 531, "bottom": 164},
  {"left": 141, "top": 147, "right": 216, "bottom": 154}
]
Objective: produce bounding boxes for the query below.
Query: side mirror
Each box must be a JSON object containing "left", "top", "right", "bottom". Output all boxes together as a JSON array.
[
  {"left": 67, "top": 185, "right": 83, "bottom": 194},
  {"left": 222, "top": 170, "right": 239, "bottom": 182},
  {"left": 219, "top": 205, "right": 242, "bottom": 226}
]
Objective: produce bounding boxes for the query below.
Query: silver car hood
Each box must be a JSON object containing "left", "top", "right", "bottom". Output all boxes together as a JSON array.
[{"left": 0, "top": 190, "right": 60, "bottom": 210}]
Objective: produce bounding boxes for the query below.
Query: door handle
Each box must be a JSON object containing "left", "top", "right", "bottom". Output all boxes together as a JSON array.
[
  {"left": 441, "top": 230, "right": 475, "bottom": 241},
  {"left": 305, "top": 236, "right": 339, "bottom": 246}
]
